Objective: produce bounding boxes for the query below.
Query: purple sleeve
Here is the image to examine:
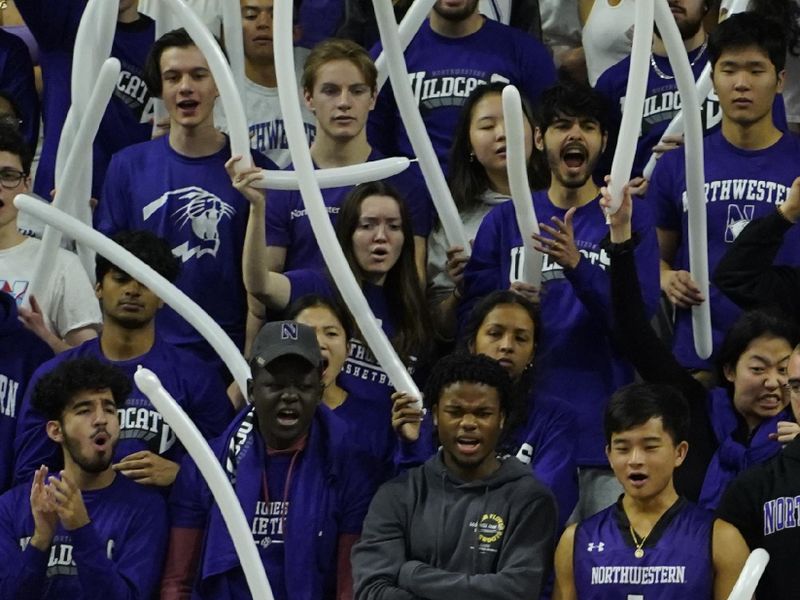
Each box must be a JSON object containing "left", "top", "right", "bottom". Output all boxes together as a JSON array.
[
  {"left": 338, "top": 444, "right": 378, "bottom": 535},
  {"left": 389, "top": 162, "right": 433, "bottom": 238},
  {"left": 265, "top": 189, "right": 295, "bottom": 249},
  {"left": 94, "top": 153, "right": 130, "bottom": 236},
  {"left": 0, "top": 31, "right": 39, "bottom": 151},
  {"left": 648, "top": 150, "right": 682, "bottom": 232},
  {"left": 367, "top": 80, "right": 400, "bottom": 158},
  {"left": 71, "top": 496, "right": 168, "bottom": 600},
  {"left": 0, "top": 489, "right": 48, "bottom": 598},
  {"left": 460, "top": 209, "right": 507, "bottom": 323}
]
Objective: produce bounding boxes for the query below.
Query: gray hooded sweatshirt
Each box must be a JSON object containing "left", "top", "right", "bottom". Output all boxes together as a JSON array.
[{"left": 352, "top": 452, "right": 557, "bottom": 599}]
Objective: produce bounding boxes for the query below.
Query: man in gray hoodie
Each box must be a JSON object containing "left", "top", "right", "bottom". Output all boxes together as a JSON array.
[{"left": 352, "top": 352, "right": 558, "bottom": 599}]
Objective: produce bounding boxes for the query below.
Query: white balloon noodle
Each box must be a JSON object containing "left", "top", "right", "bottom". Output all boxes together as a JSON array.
[
  {"left": 726, "top": 549, "right": 769, "bottom": 600},
  {"left": 274, "top": 0, "right": 421, "bottom": 404},
  {"left": 374, "top": 0, "right": 437, "bottom": 93},
  {"left": 15, "top": 194, "right": 253, "bottom": 403},
  {"left": 642, "top": 0, "right": 751, "bottom": 179},
  {"left": 25, "top": 59, "right": 121, "bottom": 305},
  {"left": 134, "top": 368, "right": 274, "bottom": 600},
  {"left": 606, "top": 0, "right": 654, "bottom": 216},
  {"left": 251, "top": 157, "right": 411, "bottom": 190},
  {"left": 654, "top": 0, "right": 712, "bottom": 359},
  {"left": 372, "top": 0, "right": 470, "bottom": 253},
  {"left": 502, "top": 85, "right": 543, "bottom": 288},
  {"left": 220, "top": 0, "right": 247, "bottom": 100}
]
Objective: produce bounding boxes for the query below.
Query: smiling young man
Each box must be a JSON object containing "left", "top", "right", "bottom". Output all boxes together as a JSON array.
[
  {"left": 649, "top": 12, "right": 800, "bottom": 381},
  {"left": 462, "top": 80, "right": 660, "bottom": 519},
  {"left": 352, "top": 352, "right": 557, "bottom": 599},
  {"left": 0, "top": 357, "right": 168, "bottom": 598},
  {"left": 553, "top": 382, "right": 749, "bottom": 600},
  {"left": 95, "top": 28, "right": 274, "bottom": 367},
  {"left": 162, "top": 320, "right": 374, "bottom": 600},
  {"left": 13, "top": 230, "right": 233, "bottom": 489}
]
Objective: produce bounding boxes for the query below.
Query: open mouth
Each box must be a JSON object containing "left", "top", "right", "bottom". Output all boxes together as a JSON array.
[
  {"left": 758, "top": 394, "right": 782, "bottom": 410},
  {"left": 562, "top": 145, "right": 587, "bottom": 169},
  {"left": 177, "top": 99, "right": 199, "bottom": 111},
  {"left": 92, "top": 432, "right": 110, "bottom": 452},
  {"left": 628, "top": 472, "right": 648, "bottom": 488},
  {"left": 276, "top": 407, "right": 300, "bottom": 427},
  {"left": 495, "top": 145, "right": 507, "bottom": 156},
  {"left": 456, "top": 436, "right": 480, "bottom": 455},
  {"left": 320, "top": 357, "right": 330, "bottom": 379},
  {"left": 371, "top": 247, "right": 389, "bottom": 261}
]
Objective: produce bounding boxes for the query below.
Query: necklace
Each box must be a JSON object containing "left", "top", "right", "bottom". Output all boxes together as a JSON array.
[
  {"left": 650, "top": 37, "right": 708, "bottom": 80},
  {"left": 629, "top": 525, "right": 651, "bottom": 559}
]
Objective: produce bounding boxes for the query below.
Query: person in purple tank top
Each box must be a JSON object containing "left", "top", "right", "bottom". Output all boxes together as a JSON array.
[{"left": 553, "top": 382, "right": 749, "bottom": 600}]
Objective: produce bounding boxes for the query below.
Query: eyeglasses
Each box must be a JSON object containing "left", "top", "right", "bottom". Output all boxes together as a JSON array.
[
  {"left": 785, "top": 381, "right": 800, "bottom": 395},
  {"left": 0, "top": 169, "right": 26, "bottom": 190}
]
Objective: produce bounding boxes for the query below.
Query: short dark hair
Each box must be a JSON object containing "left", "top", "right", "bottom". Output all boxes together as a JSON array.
[
  {"left": 0, "top": 121, "right": 31, "bottom": 174},
  {"left": 424, "top": 352, "right": 514, "bottom": 416},
  {"left": 284, "top": 294, "right": 353, "bottom": 341},
  {"left": 536, "top": 79, "right": 610, "bottom": 135},
  {"left": 143, "top": 28, "right": 224, "bottom": 97},
  {"left": 95, "top": 230, "right": 181, "bottom": 283},
  {"left": 32, "top": 358, "right": 131, "bottom": 421},
  {"left": 604, "top": 382, "right": 690, "bottom": 445},
  {"left": 716, "top": 309, "right": 800, "bottom": 391},
  {"left": 708, "top": 12, "right": 787, "bottom": 72}
]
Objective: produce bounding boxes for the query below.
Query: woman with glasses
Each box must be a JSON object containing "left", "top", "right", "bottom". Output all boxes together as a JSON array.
[{"left": 602, "top": 180, "right": 800, "bottom": 510}]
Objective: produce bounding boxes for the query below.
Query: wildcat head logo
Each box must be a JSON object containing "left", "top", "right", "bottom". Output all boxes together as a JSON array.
[{"left": 143, "top": 186, "right": 236, "bottom": 262}]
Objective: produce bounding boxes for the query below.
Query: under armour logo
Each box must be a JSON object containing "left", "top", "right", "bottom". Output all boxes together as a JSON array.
[
  {"left": 281, "top": 322, "right": 298, "bottom": 340},
  {"left": 587, "top": 542, "right": 605, "bottom": 552}
]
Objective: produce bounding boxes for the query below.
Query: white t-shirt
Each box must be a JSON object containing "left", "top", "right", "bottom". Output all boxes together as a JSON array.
[
  {"left": 215, "top": 47, "right": 316, "bottom": 169},
  {"left": 138, "top": 0, "right": 222, "bottom": 35},
  {"left": 0, "top": 237, "right": 102, "bottom": 337},
  {"left": 582, "top": 0, "right": 635, "bottom": 85}
]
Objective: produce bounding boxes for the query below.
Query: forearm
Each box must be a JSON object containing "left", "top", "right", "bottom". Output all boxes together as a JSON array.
[
  {"left": 243, "top": 201, "right": 271, "bottom": 300},
  {"left": 1, "top": 544, "right": 49, "bottom": 598}
]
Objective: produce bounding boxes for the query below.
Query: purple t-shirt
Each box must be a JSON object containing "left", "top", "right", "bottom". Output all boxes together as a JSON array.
[
  {"left": 369, "top": 17, "right": 556, "bottom": 171},
  {"left": 574, "top": 498, "right": 713, "bottom": 599},
  {"left": 13, "top": 337, "right": 233, "bottom": 486},
  {"left": 267, "top": 153, "right": 432, "bottom": 272},
  {"left": 463, "top": 192, "right": 660, "bottom": 466},
  {"left": 0, "top": 474, "right": 167, "bottom": 599},
  {"left": 595, "top": 47, "right": 788, "bottom": 177},
  {"left": 95, "top": 136, "right": 274, "bottom": 360},
  {"left": 16, "top": 0, "right": 155, "bottom": 198},
  {"left": 649, "top": 131, "right": 800, "bottom": 370}
]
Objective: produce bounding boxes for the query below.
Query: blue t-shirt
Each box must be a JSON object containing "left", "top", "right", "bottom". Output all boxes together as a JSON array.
[
  {"left": 368, "top": 17, "right": 556, "bottom": 172},
  {"left": 649, "top": 131, "right": 800, "bottom": 370},
  {"left": 0, "top": 474, "right": 167, "bottom": 599},
  {"left": 463, "top": 192, "right": 660, "bottom": 466},
  {"left": 13, "top": 336, "right": 233, "bottom": 486},
  {"left": 574, "top": 498, "right": 713, "bottom": 599},
  {"left": 595, "top": 47, "right": 788, "bottom": 177},
  {"left": 16, "top": 0, "right": 155, "bottom": 198},
  {"left": 95, "top": 136, "right": 275, "bottom": 361},
  {"left": 0, "top": 292, "right": 53, "bottom": 494},
  {"left": 267, "top": 153, "right": 433, "bottom": 272}
]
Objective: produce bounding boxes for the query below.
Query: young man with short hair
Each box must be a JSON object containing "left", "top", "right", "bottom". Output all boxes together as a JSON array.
[
  {"left": 352, "top": 352, "right": 557, "bottom": 599},
  {"left": 553, "top": 382, "right": 749, "bottom": 600},
  {"left": 162, "top": 321, "right": 375, "bottom": 599},
  {"left": 0, "top": 357, "right": 168, "bottom": 598},
  {"left": 215, "top": 0, "right": 316, "bottom": 169},
  {"left": 13, "top": 230, "right": 233, "bottom": 489},
  {"left": 95, "top": 28, "right": 274, "bottom": 366},
  {"left": 650, "top": 12, "right": 800, "bottom": 378},
  {"left": 0, "top": 123, "right": 101, "bottom": 353},
  {"left": 462, "top": 80, "right": 661, "bottom": 518}
]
